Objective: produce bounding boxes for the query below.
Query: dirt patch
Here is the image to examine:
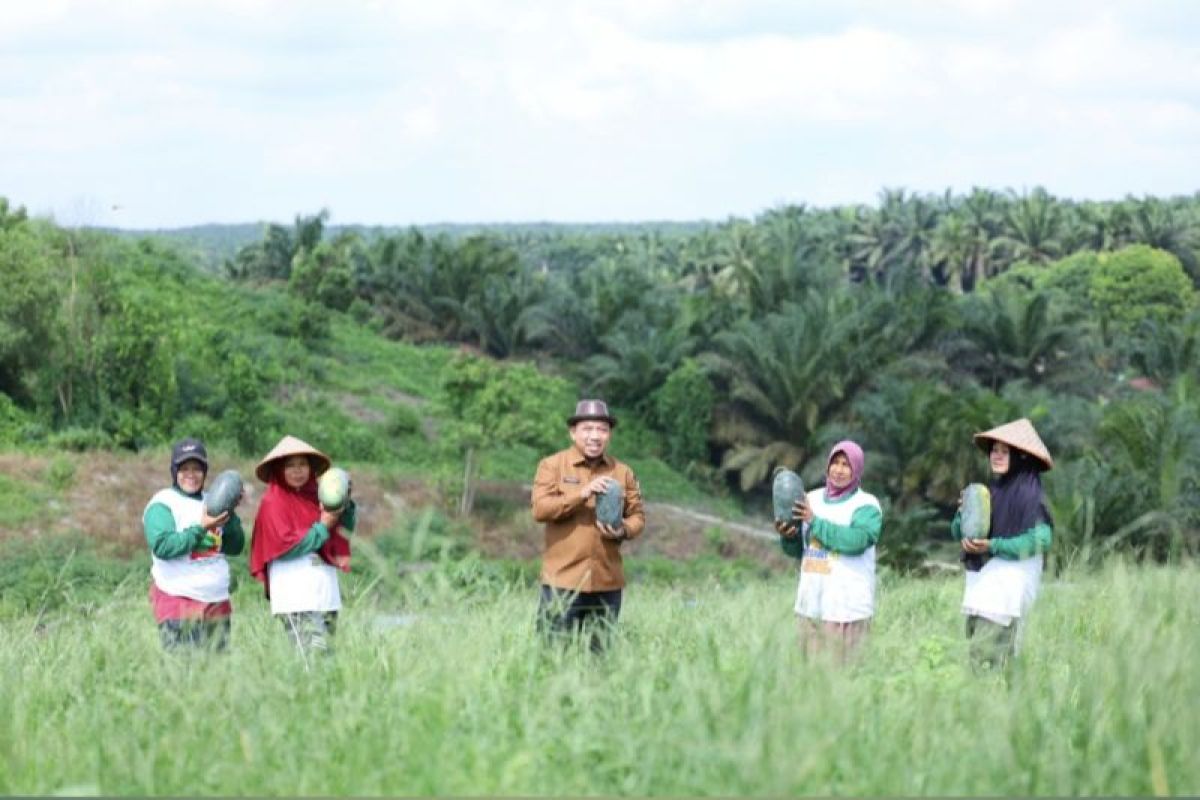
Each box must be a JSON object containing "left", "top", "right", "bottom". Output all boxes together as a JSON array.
[
  {"left": 336, "top": 394, "right": 389, "bottom": 425},
  {"left": 376, "top": 387, "right": 428, "bottom": 407}
]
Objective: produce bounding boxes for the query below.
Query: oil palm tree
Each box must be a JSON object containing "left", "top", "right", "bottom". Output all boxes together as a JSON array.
[
  {"left": 704, "top": 288, "right": 940, "bottom": 490},
  {"left": 1129, "top": 197, "right": 1199, "bottom": 277},
  {"left": 584, "top": 317, "right": 695, "bottom": 415},
  {"left": 998, "top": 187, "right": 1064, "bottom": 266},
  {"left": 1096, "top": 383, "right": 1200, "bottom": 557},
  {"left": 955, "top": 288, "right": 1080, "bottom": 390},
  {"left": 1128, "top": 311, "right": 1200, "bottom": 387}
]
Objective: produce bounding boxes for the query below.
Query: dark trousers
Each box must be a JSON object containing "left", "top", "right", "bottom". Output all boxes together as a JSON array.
[
  {"left": 536, "top": 585, "right": 622, "bottom": 652},
  {"left": 158, "top": 617, "right": 231, "bottom": 652},
  {"left": 279, "top": 611, "right": 339, "bottom": 659},
  {"left": 965, "top": 615, "right": 1017, "bottom": 671}
]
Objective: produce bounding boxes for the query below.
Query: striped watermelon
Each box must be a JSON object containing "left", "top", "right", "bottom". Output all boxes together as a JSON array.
[
  {"left": 596, "top": 480, "right": 624, "bottom": 528},
  {"left": 204, "top": 470, "right": 243, "bottom": 517},
  {"left": 318, "top": 467, "right": 351, "bottom": 511},
  {"left": 961, "top": 483, "right": 991, "bottom": 539},
  {"left": 772, "top": 469, "right": 805, "bottom": 526}
]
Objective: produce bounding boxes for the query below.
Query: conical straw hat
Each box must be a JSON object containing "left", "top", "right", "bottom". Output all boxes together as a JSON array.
[
  {"left": 973, "top": 418, "right": 1053, "bottom": 471},
  {"left": 255, "top": 435, "right": 332, "bottom": 482}
]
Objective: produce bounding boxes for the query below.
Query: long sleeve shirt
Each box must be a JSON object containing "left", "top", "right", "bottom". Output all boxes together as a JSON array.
[
  {"left": 951, "top": 512, "right": 1052, "bottom": 559},
  {"left": 532, "top": 446, "right": 645, "bottom": 591},
  {"left": 279, "top": 500, "right": 358, "bottom": 559},
  {"left": 780, "top": 502, "right": 882, "bottom": 559},
  {"left": 143, "top": 494, "right": 246, "bottom": 559}
]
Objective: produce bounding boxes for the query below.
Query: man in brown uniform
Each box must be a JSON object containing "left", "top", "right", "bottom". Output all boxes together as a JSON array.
[{"left": 531, "top": 399, "right": 645, "bottom": 650}]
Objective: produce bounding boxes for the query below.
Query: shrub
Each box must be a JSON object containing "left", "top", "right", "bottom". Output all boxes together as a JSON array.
[{"left": 0, "top": 533, "right": 145, "bottom": 620}]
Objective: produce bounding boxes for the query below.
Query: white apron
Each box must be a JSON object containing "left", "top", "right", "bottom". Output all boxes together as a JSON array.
[
  {"left": 961, "top": 554, "right": 1043, "bottom": 626},
  {"left": 144, "top": 488, "right": 231, "bottom": 603},
  {"left": 268, "top": 555, "right": 342, "bottom": 614},
  {"left": 794, "top": 488, "right": 881, "bottom": 623}
]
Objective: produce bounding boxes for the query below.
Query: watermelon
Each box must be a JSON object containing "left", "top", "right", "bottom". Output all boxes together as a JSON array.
[
  {"left": 961, "top": 483, "right": 991, "bottom": 539},
  {"left": 318, "top": 467, "right": 351, "bottom": 511},
  {"left": 772, "top": 469, "right": 805, "bottom": 526},
  {"left": 204, "top": 470, "right": 243, "bottom": 517},
  {"left": 595, "top": 480, "right": 624, "bottom": 529}
]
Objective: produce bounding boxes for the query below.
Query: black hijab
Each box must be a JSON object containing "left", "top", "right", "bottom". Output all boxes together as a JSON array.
[
  {"left": 989, "top": 451, "right": 1051, "bottom": 538},
  {"left": 963, "top": 449, "right": 1051, "bottom": 571}
]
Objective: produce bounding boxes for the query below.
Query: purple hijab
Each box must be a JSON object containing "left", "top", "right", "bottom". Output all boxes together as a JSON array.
[{"left": 824, "top": 440, "right": 865, "bottom": 501}]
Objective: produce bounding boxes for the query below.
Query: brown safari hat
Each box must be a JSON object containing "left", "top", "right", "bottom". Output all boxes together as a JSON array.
[
  {"left": 255, "top": 435, "right": 332, "bottom": 482},
  {"left": 567, "top": 399, "right": 617, "bottom": 428},
  {"left": 974, "top": 418, "right": 1053, "bottom": 471}
]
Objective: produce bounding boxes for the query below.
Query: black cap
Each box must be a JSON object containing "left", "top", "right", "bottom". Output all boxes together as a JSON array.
[{"left": 170, "top": 437, "right": 208, "bottom": 483}]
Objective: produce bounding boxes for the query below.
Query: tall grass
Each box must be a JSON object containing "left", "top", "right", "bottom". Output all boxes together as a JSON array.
[{"left": 0, "top": 563, "right": 1195, "bottom": 795}]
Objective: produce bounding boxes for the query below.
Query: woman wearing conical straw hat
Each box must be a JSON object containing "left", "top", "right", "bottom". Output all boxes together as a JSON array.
[
  {"left": 951, "top": 418, "right": 1054, "bottom": 670},
  {"left": 250, "top": 435, "right": 356, "bottom": 658}
]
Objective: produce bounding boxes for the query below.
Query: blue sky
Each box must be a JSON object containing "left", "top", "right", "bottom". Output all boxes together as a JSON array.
[{"left": 1, "top": 0, "right": 1197, "bottom": 229}]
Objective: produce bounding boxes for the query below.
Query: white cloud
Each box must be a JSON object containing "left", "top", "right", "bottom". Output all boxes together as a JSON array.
[{"left": 0, "top": 0, "right": 1197, "bottom": 226}]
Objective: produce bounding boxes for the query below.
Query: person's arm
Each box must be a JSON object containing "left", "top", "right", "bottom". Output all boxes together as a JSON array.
[
  {"left": 220, "top": 513, "right": 246, "bottom": 556},
  {"left": 531, "top": 458, "right": 586, "bottom": 523},
  {"left": 333, "top": 499, "right": 357, "bottom": 536},
  {"left": 950, "top": 511, "right": 962, "bottom": 540},
  {"left": 619, "top": 470, "right": 645, "bottom": 540},
  {"left": 779, "top": 531, "right": 806, "bottom": 560},
  {"left": 144, "top": 503, "right": 210, "bottom": 559},
  {"left": 809, "top": 505, "right": 882, "bottom": 556},
  {"left": 988, "top": 522, "right": 1052, "bottom": 560},
  {"left": 279, "top": 522, "right": 331, "bottom": 559}
]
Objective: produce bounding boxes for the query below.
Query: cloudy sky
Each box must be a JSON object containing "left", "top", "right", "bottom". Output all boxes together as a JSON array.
[{"left": 2, "top": 0, "right": 1197, "bottom": 229}]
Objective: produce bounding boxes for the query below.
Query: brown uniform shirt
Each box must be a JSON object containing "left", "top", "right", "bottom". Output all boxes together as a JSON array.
[{"left": 531, "top": 446, "right": 646, "bottom": 592}]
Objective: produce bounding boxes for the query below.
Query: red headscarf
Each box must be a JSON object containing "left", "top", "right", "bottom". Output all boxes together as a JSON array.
[{"left": 250, "top": 467, "right": 351, "bottom": 598}]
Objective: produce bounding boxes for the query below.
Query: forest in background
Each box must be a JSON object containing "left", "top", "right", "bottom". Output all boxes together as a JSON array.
[{"left": 3, "top": 187, "right": 1200, "bottom": 570}]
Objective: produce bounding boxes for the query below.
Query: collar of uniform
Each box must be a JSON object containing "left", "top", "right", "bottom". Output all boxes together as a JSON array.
[{"left": 570, "top": 446, "right": 613, "bottom": 468}]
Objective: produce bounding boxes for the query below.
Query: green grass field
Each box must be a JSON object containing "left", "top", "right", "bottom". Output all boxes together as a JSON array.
[{"left": 0, "top": 561, "right": 1196, "bottom": 796}]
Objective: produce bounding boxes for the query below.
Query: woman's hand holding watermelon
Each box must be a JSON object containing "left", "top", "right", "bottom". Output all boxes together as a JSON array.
[
  {"left": 320, "top": 507, "right": 342, "bottom": 530},
  {"left": 200, "top": 509, "right": 230, "bottom": 531},
  {"left": 961, "top": 538, "right": 989, "bottom": 554},
  {"left": 791, "top": 499, "right": 814, "bottom": 524},
  {"left": 773, "top": 499, "right": 812, "bottom": 538}
]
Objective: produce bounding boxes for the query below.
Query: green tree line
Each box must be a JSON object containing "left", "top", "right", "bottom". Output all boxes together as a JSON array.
[{"left": 3, "top": 188, "right": 1200, "bottom": 569}]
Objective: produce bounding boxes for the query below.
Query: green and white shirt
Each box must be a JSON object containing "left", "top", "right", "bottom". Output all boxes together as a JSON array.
[
  {"left": 789, "top": 487, "right": 883, "bottom": 623},
  {"left": 143, "top": 487, "right": 244, "bottom": 603}
]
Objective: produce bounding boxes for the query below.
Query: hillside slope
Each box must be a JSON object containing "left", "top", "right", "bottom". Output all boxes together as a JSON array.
[{"left": 0, "top": 450, "right": 789, "bottom": 571}]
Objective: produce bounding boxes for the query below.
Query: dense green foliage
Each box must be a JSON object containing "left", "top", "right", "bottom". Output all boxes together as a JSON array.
[
  {"left": 3, "top": 188, "right": 1200, "bottom": 567},
  {"left": 0, "top": 563, "right": 1195, "bottom": 795}
]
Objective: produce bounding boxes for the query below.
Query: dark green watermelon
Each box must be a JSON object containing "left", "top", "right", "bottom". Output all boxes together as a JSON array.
[
  {"left": 772, "top": 469, "right": 805, "bottom": 525},
  {"left": 318, "top": 467, "right": 351, "bottom": 511},
  {"left": 596, "top": 480, "right": 624, "bottom": 528},
  {"left": 204, "top": 470, "right": 242, "bottom": 517},
  {"left": 961, "top": 483, "right": 991, "bottom": 539}
]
